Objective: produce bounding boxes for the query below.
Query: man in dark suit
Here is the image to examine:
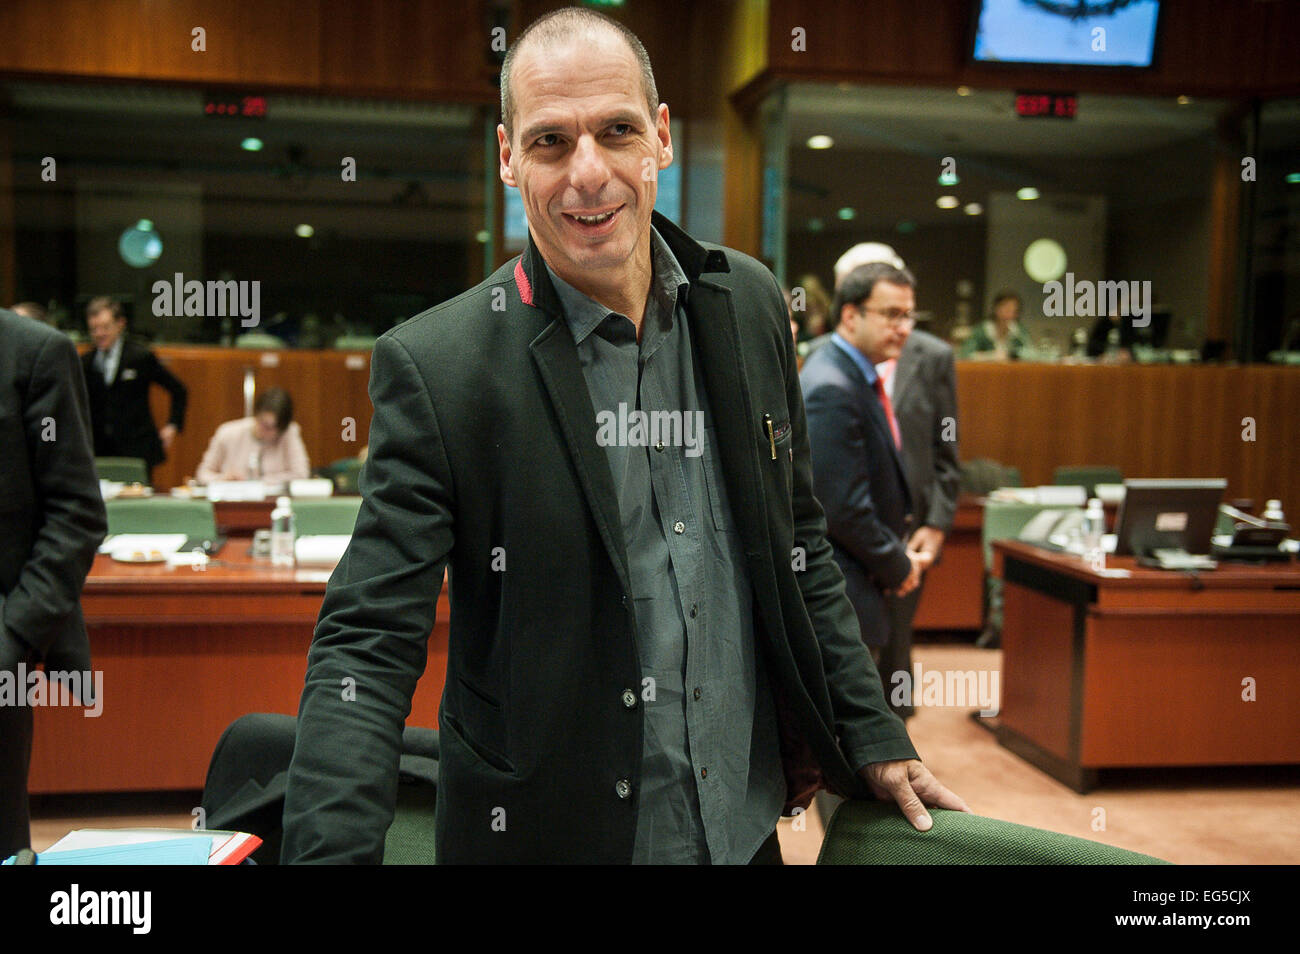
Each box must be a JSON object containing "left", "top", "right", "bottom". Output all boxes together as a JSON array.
[
  {"left": 800, "top": 263, "right": 932, "bottom": 667},
  {"left": 80, "top": 296, "right": 187, "bottom": 482},
  {"left": 282, "top": 7, "right": 966, "bottom": 864},
  {"left": 879, "top": 326, "right": 961, "bottom": 717},
  {"left": 0, "top": 308, "right": 107, "bottom": 857}
]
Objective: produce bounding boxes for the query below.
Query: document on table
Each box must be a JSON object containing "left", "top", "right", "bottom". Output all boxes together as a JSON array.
[{"left": 98, "top": 533, "right": 189, "bottom": 556}]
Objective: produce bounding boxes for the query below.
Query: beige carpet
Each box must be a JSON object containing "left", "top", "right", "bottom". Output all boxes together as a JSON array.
[{"left": 31, "top": 644, "right": 1300, "bottom": 864}]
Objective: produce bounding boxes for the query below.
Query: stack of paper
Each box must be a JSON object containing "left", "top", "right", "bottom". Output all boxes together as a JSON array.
[{"left": 295, "top": 534, "right": 351, "bottom": 567}]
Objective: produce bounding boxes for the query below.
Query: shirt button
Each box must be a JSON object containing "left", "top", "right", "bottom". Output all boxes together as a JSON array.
[
  {"left": 621, "top": 688, "right": 637, "bottom": 708},
  {"left": 700, "top": 768, "right": 708, "bottom": 779},
  {"left": 655, "top": 440, "right": 665, "bottom": 452},
  {"left": 693, "top": 687, "right": 702, "bottom": 701},
  {"left": 673, "top": 521, "right": 685, "bottom": 534},
  {"left": 615, "top": 779, "right": 632, "bottom": 799},
  {"left": 689, "top": 603, "right": 698, "bottom": 618}
]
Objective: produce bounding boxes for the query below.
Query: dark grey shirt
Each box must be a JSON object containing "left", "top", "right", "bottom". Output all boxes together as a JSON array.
[{"left": 546, "top": 228, "right": 784, "bottom": 864}]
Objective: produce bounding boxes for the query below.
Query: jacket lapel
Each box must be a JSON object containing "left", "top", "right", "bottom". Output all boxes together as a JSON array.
[
  {"left": 520, "top": 240, "right": 634, "bottom": 600},
  {"left": 826, "top": 341, "right": 910, "bottom": 485}
]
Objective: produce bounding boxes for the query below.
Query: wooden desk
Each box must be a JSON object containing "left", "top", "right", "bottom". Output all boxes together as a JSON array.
[
  {"left": 994, "top": 539, "right": 1300, "bottom": 792},
  {"left": 29, "top": 548, "right": 448, "bottom": 794},
  {"left": 913, "top": 496, "right": 984, "bottom": 631}
]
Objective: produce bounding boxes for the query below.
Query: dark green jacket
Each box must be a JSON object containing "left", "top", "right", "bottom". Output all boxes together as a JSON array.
[{"left": 281, "top": 213, "right": 917, "bottom": 864}]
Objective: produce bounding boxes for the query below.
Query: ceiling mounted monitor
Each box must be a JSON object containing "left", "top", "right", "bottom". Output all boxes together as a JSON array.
[{"left": 971, "top": 0, "right": 1162, "bottom": 68}]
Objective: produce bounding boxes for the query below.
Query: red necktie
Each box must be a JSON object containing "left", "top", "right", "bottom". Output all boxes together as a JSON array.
[{"left": 872, "top": 376, "right": 901, "bottom": 450}]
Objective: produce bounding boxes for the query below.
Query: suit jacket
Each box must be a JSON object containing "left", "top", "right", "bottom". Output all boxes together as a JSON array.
[
  {"left": 892, "top": 329, "right": 961, "bottom": 535},
  {"left": 81, "top": 337, "right": 187, "bottom": 468},
  {"left": 281, "top": 213, "right": 918, "bottom": 864},
  {"left": 799, "top": 338, "right": 913, "bottom": 648},
  {"left": 0, "top": 310, "right": 107, "bottom": 677}
]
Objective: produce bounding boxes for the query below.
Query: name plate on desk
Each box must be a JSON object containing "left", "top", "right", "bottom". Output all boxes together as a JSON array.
[{"left": 206, "top": 480, "right": 266, "bottom": 501}]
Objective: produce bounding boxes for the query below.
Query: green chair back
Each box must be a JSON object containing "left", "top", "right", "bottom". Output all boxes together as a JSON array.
[
  {"left": 318, "top": 457, "right": 363, "bottom": 495},
  {"left": 292, "top": 497, "right": 363, "bottom": 537},
  {"left": 981, "top": 500, "right": 1067, "bottom": 571},
  {"left": 1053, "top": 465, "right": 1123, "bottom": 498},
  {"left": 960, "top": 458, "right": 1023, "bottom": 496},
  {"left": 95, "top": 456, "right": 150, "bottom": 485},
  {"left": 817, "top": 800, "right": 1169, "bottom": 865},
  {"left": 105, "top": 498, "right": 217, "bottom": 538},
  {"left": 383, "top": 781, "right": 438, "bottom": 864}
]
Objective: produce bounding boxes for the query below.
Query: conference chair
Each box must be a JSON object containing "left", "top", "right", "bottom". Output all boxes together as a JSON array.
[
  {"left": 94, "top": 456, "right": 149, "bottom": 485},
  {"left": 1053, "top": 464, "right": 1123, "bottom": 498},
  {"left": 291, "top": 496, "right": 363, "bottom": 537},
  {"left": 201, "top": 712, "right": 440, "bottom": 865},
  {"left": 234, "top": 331, "right": 286, "bottom": 349},
  {"left": 105, "top": 497, "right": 218, "bottom": 539},
  {"left": 960, "top": 458, "right": 1023, "bottom": 496},
  {"left": 977, "top": 500, "right": 1072, "bottom": 648},
  {"left": 316, "top": 457, "right": 363, "bottom": 495},
  {"left": 817, "top": 800, "right": 1170, "bottom": 864},
  {"left": 333, "top": 334, "right": 377, "bottom": 350}
]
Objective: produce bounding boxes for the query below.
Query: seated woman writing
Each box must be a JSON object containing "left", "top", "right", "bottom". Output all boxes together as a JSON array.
[{"left": 196, "top": 388, "right": 310, "bottom": 485}]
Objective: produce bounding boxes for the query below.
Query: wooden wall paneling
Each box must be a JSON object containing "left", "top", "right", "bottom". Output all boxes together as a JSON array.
[{"left": 955, "top": 364, "right": 1300, "bottom": 517}]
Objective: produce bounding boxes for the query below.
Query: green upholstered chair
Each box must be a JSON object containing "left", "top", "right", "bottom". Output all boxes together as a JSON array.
[
  {"left": 960, "top": 458, "right": 1023, "bottom": 496},
  {"left": 818, "top": 800, "right": 1169, "bottom": 865},
  {"left": 1053, "top": 465, "right": 1123, "bottom": 498},
  {"left": 317, "top": 457, "right": 363, "bottom": 495},
  {"left": 95, "top": 456, "right": 150, "bottom": 485},
  {"left": 105, "top": 498, "right": 218, "bottom": 538},
  {"left": 383, "top": 781, "right": 439, "bottom": 865},
  {"left": 291, "top": 496, "right": 363, "bottom": 537},
  {"left": 978, "top": 499, "right": 1074, "bottom": 648}
]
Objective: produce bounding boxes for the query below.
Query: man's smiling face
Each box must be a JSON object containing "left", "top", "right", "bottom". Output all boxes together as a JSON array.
[{"left": 498, "top": 28, "right": 672, "bottom": 295}]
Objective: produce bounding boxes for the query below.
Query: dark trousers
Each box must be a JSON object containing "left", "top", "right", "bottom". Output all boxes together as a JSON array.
[
  {"left": 0, "top": 698, "right": 34, "bottom": 858},
  {"left": 878, "top": 585, "right": 923, "bottom": 719},
  {"left": 748, "top": 828, "right": 784, "bottom": 865}
]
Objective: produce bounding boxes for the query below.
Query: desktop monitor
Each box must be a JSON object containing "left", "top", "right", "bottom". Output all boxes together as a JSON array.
[{"left": 1113, "top": 478, "right": 1226, "bottom": 556}]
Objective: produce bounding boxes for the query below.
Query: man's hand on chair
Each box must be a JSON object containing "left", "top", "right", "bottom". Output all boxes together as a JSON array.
[{"left": 860, "top": 759, "right": 971, "bottom": 831}]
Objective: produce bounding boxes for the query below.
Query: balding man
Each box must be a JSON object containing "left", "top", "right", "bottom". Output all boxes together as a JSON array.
[{"left": 282, "top": 6, "right": 965, "bottom": 864}]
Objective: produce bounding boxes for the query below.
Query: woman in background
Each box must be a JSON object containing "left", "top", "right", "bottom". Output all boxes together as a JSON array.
[
  {"left": 960, "top": 289, "right": 1028, "bottom": 360},
  {"left": 196, "top": 388, "right": 310, "bottom": 485}
]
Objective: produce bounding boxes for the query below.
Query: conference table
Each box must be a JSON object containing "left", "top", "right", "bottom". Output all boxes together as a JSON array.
[
  {"left": 993, "top": 539, "right": 1300, "bottom": 792},
  {"left": 29, "top": 547, "right": 448, "bottom": 794}
]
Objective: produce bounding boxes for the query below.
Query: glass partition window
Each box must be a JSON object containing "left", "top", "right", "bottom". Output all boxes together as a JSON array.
[
  {"left": 5, "top": 81, "right": 487, "bottom": 346},
  {"left": 780, "top": 82, "right": 1231, "bottom": 361}
]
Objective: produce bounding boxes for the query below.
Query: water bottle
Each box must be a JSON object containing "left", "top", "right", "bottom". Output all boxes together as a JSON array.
[
  {"left": 270, "top": 496, "right": 295, "bottom": 566},
  {"left": 1082, "top": 497, "right": 1106, "bottom": 572}
]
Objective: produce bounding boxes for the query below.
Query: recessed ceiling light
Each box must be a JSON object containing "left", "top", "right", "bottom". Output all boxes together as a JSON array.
[
  {"left": 241, "top": 137, "right": 264, "bottom": 152},
  {"left": 806, "top": 135, "right": 834, "bottom": 150},
  {"left": 938, "top": 170, "right": 960, "bottom": 186},
  {"left": 837, "top": 207, "right": 856, "bottom": 220},
  {"left": 964, "top": 202, "right": 983, "bottom": 216},
  {"left": 1017, "top": 187, "right": 1040, "bottom": 201},
  {"left": 1285, "top": 172, "right": 1300, "bottom": 184},
  {"left": 295, "top": 224, "right": 314, "bottom": 238},
  {"left": 936, "top": 195, "right": 960, "bottom": 209}
]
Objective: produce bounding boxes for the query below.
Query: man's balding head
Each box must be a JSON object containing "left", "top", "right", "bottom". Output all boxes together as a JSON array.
[{"left": 500, "top": 6, "right": 659, "bottom": 142}]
